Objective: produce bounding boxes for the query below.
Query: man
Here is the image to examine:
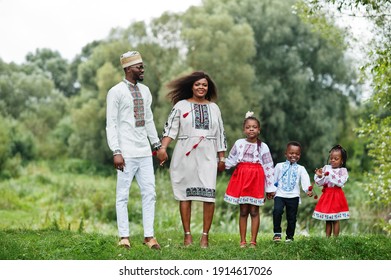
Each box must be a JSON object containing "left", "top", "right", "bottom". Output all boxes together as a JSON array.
[{"left": 106, "top": 51, "right": 161, "bottom": 249}]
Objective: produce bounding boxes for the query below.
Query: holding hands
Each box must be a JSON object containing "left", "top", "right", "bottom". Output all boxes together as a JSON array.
[
  {"left": 217, "top": 161, "right": 225, "bottom": 172},
  {"left": 306, "top": 186, "right": 314, "bottom": 197},
  {"left": 266, "top": 192, "right": 275, "bottom": 200},
  {"left": 156, "top": 147, "right": 168, "bottom": 166}
]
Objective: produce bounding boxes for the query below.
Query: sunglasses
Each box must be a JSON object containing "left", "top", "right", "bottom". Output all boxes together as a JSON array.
[{"left": 130, "top": 65, "right": 145, "bottom": 70}]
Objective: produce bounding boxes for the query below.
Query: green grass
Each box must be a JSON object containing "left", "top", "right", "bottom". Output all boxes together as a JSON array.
[{"left": 1, "top": 229, "right": 390, "bottom": 260}]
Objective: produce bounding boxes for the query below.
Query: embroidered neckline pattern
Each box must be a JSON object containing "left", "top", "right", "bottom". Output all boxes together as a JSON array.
[
  {"left": 193, "top": 104, "right": 210, "bottom": 130},
  {"left": 124, "top": 80, "right": 145, "bottom": 127},
  {"left": 281, "top": 161, "right": 298, "bottom": 192}
]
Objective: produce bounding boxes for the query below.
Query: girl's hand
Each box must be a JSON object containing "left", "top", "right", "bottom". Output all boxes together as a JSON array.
[
  {"left": 314, "top": 168, "right": 323, "bottom": 177},
  {"left": 306, "top": 190, "right": 313, "bottom": 197},
  {"left": 217, "top": 161, "right": 225, "bottom": 172}
]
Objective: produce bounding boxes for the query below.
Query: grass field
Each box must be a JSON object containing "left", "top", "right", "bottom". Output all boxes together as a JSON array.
[{"left": 1, "top": 229, "right": 390, "bottom": 260}]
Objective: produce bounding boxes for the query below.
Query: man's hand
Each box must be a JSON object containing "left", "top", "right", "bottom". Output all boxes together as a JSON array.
[{"left": 113, "top": 154, "right": 125, "bottom": 171}]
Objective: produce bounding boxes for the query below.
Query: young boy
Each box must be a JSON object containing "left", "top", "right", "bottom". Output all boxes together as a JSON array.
[{"left": 270, "top": 141, "right": 313, "bottom": 242}]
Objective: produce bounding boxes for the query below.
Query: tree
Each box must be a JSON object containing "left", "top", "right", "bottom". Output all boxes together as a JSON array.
[
  {"left": 25, "top": 48, "right": 76, "bottom": 97},
  {"left": 0, "top": 60, "right": 67, "bottom": 160},
  {"left": 0, "top": 115, "right": 12, "bottom": 173}
]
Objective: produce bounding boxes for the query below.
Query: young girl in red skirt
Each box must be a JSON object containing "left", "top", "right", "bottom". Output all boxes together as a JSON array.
[
  {"left": 312, "top": 144, "right": 349, "bottom": 237},
  {"left": 224, "top": 112, "right": 275, "bottom": 247}
]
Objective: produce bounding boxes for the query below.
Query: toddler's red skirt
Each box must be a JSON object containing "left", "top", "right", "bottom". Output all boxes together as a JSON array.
[{"left": 312, "top": 187, "right": 350, "bottom": 220}]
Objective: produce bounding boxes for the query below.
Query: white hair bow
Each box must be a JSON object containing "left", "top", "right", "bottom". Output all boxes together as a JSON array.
[{"left": 245, "top": 111, "right": 254, "bottom": 118}]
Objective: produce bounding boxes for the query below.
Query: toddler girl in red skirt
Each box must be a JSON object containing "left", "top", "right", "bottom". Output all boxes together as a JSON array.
[{"left": 312, "top": 144, "right": 349, "bottom": 237}]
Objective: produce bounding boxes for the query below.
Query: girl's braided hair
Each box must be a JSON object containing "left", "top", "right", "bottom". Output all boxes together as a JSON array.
[{"left": 329, "top": 144, "right": 347, "bottom": 167}]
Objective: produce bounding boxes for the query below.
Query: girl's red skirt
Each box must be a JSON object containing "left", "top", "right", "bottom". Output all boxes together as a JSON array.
[
  {"left": 224, "top": 162, "right": 265, "bottom": 206},
  {"left": 312, "top": 187, "right": 350, "bottom": 220}
]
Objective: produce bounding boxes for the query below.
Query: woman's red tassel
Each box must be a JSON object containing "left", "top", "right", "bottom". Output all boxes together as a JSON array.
[
  {"left": 183, "top": 107, "right": 195, "bottom": 118},
  {"left": 185, "top": 136, "right": 205, "bottom": 156}
]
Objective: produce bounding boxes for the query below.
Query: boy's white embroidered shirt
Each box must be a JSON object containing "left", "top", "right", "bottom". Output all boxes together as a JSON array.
[{"left": 274, "top": 161, "right": 311, "bottom": 198}]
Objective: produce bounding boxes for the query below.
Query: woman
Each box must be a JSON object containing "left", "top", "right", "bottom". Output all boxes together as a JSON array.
[{"left": 157, "top": 71, "right": 227, "bottom": 248}]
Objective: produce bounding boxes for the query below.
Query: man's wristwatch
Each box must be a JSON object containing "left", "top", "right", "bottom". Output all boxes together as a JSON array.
[
  {"left": 152, "top": 142, "right": 162, "bottom": 151},
  {"left": 113, "top": 149, "right": 122, "bottom": 156}
]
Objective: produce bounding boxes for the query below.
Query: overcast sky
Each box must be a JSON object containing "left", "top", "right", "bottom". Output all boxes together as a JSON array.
[{"left": 0, "top": 0, "right": 201, "bottom": 63}]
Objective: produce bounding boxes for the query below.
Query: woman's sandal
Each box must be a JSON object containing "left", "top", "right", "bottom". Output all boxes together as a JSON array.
[
  {"left": 184, "top": 232, "right": 193, "bottom": 246},
  {"left": 249, "top": 241, "right": 257, "bottom": 248},
  {"left": 200, "top": 232, "right": 208, "bottom": 248},
  {"left": 240, "top": 241, "right": 247, "bottom": 248}
]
